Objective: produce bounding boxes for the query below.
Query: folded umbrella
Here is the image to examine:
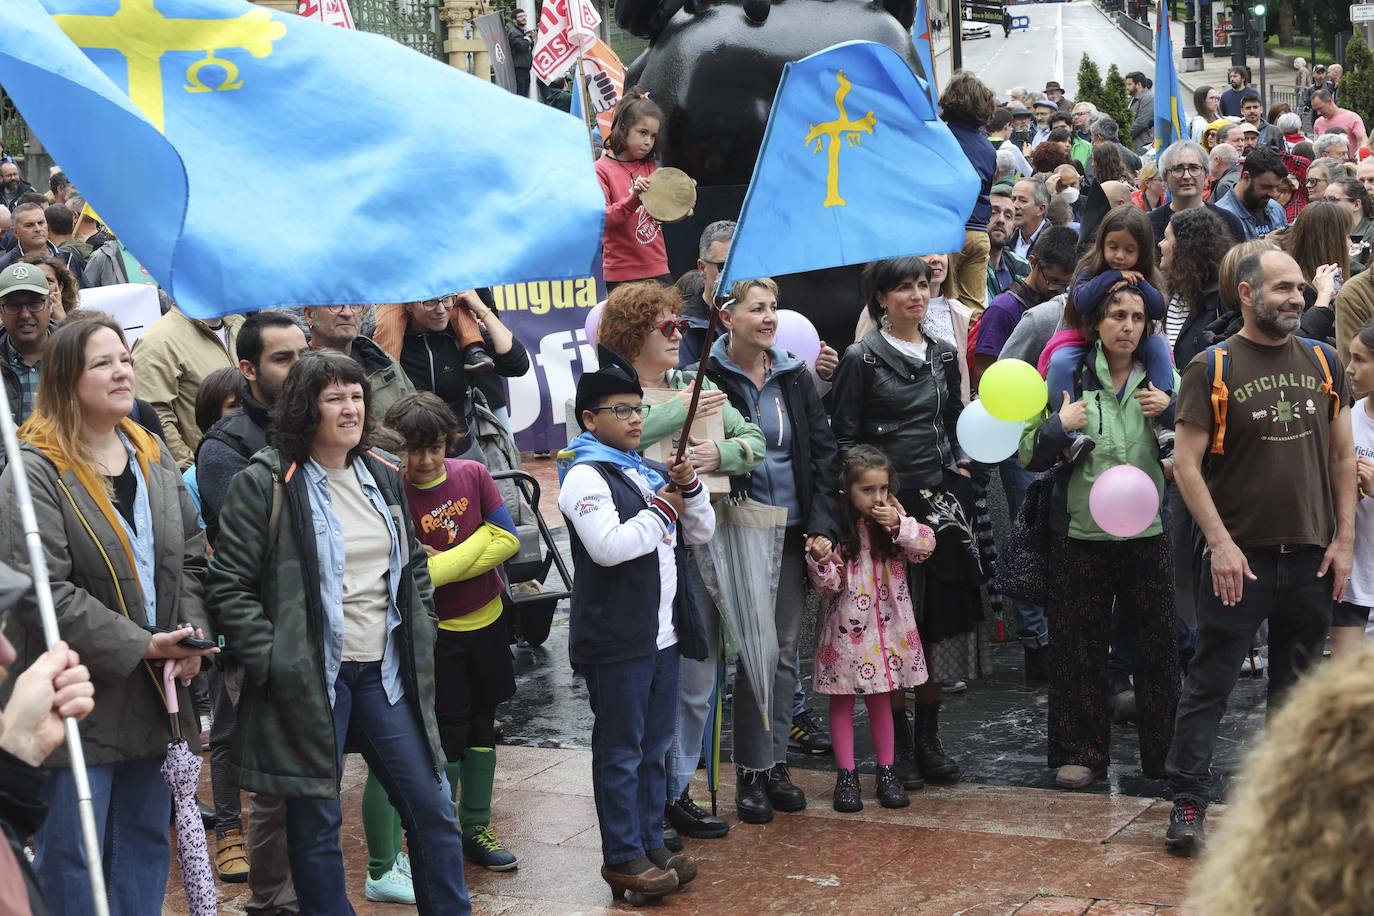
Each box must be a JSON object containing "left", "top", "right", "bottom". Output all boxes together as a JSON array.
[{"left": 160, "top": 662, "right": 217, "bottom": 915}]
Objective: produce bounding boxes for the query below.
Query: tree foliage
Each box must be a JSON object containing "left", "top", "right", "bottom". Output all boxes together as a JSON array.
[
  {"left": 1076, "top": 54, "right": 1103, "bottom": 110},
  {"left": 1343, "top": 32, "right": 1374, "bottom": 130},
  {"left": 1101, "top": 64, "right": 1133, "bottom": 133}
]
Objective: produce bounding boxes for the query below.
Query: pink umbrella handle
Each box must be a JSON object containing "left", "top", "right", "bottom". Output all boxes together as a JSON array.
[{"left": 163, "top": 660, "right": 179, "bottom": 715}]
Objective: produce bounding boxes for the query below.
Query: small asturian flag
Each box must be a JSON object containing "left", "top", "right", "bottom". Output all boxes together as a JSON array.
[
  {"left": 533, "top": 0, "right": 599, "bottom": 83},
  {"left": 298, "top": 0, "right": 354, "bottom": 29}
]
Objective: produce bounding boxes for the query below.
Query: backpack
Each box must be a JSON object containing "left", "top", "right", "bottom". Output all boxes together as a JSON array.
[{"left": 1203, "top": 336, "right": 1340, "bottom": 456}]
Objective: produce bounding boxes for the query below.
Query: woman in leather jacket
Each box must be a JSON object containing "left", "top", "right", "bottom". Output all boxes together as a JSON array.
[{"left": 831, "top": 256, "right": 984, "bottom": 792}]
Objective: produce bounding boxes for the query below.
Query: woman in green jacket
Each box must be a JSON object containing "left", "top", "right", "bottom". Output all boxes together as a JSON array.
[
  {"left": 1019, "top": 282, "right": 1181, "bottom": 792},
  {"left": 596, "top": 281, "right": 765, "bottom": 840}
]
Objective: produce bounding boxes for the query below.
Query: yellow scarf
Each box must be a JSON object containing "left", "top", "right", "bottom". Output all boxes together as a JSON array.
[{"left": 21, "top": 413, "right": 162, "bottom": 608}]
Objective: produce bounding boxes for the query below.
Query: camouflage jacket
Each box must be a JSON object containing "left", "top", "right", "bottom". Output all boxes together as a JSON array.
[{"left": 205, "top": 447, "right": 444, "bottom": 799}]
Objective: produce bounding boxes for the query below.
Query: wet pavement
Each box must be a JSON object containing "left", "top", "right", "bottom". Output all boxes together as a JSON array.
[{"left": 163, "top": 454, "right": 1269, "bottom": 913}]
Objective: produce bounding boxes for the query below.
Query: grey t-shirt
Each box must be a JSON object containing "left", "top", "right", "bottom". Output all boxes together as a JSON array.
[{"left": 998, "top": 296, "right": 1067, "bottom": 366}]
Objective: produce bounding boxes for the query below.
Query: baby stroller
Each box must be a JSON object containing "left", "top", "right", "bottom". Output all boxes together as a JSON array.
[{"left": 468, "top": 395, "right": 572, "bottom": 647}]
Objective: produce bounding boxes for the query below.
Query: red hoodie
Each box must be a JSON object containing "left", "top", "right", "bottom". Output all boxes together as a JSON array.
[{"left": 595, "top": 155, "right": 669, "bottom": 282}]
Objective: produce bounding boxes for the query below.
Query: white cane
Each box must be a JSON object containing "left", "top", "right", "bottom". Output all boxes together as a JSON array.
[{"left": 0, "top": 392, "right": 111, "bottom": 916}]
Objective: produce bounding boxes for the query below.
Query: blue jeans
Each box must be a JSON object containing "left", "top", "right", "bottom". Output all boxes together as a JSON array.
[
  {"left": 999, "top": 456, "right": 1049, "bottom": 648},
  {"left": 35, "top": 758, "right": 170, "bottom": 916},
  {"left": 285, "top": 661, "right": 469, "bottom": 915},
  {"left": 584, "top": 646, "right": 680, "bottom": 866}
]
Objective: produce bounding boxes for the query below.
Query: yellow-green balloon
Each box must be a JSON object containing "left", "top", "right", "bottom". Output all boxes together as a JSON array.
[{"left": 979, "top": 359, "right": 1048, "bottom": 422}]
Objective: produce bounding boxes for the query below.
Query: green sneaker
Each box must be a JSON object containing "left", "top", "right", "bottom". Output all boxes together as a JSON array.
[{"left": 463, "top": 825, "right": 518, "bottom": 872}]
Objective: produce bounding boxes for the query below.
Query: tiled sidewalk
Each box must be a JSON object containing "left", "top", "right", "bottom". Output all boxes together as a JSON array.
[{"left": 166, "top": 743, "right": 1203, "bottom": 914}]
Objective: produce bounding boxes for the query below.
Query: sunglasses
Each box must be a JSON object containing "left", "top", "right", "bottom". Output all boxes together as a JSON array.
[{"left": 657, "top": 319, "right": 689, "bottom": 339}]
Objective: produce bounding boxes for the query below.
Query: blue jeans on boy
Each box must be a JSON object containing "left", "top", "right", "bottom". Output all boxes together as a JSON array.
[
  {"left": 585, "top": 646, "right": 680, "bottom": 865},
  {"left": 1045, "top": 337, "right": 1177, "bottom": 435},
  {"left": 35, "top": 757, "right": 170, "bottom": 916},
  {"left": 999, "top": 456, "right": 1049, "bottom": 648},
  {"left": 285, "top": 661, "right": 469, "bottom": 916}
]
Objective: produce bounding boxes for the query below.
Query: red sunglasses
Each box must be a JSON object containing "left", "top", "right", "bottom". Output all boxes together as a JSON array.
[{"left": 657, "top": 319, "right": 690, "bottom": 339}]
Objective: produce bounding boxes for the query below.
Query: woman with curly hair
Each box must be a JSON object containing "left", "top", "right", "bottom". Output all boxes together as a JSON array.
[
  {"left": 594, "top": 280, "right": 764, "bottom": 839},
  {"left": 206, "top": 350, "right": 470, "bottom": 914},
  {"left": 1029, "top": 139, "right": 1069, "bottom": 175},
  {"left": 1283, "top": 200, "right": 1349, "bottom": 345},
  {"left": 937, "top": 70, "right": 998, "bottom": 317},
  {"left": 21, "top": 252, "right": 76, "bottom": 321},
  {"left": 1188, "top": 648, "right": 1374, "bottom": 915}
]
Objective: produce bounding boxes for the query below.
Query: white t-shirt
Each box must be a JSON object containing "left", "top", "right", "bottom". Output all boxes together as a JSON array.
[{"left": 1348, "top": 397, "right": 1374, "bottom": 608}]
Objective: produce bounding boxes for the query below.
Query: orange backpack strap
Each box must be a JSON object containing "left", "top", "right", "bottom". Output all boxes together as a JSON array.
[
  {"left": 1208, "top": 345, "right": 1230, "bottom": 456},
  {"left": 1309, "top": 343, "right": 1340, "bottom": 421}
]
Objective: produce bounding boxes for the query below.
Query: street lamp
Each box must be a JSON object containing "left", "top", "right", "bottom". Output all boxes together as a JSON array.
[{"left": 1254, "top": 2, "right": 1266, "bottom": 104}]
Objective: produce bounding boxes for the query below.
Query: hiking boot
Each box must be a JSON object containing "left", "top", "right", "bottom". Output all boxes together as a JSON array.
[
  {"left": 913, "top": 703, "right": 961, "bottom": 784},
  {"left": 666, "top": 790, "right": 729, "bottom": 839},
  {"left": 875, "top": 765, "right": 910, "bottom": 809},
  {"left": 735, "top": 768, "right": 773, "bottom": 824},
  {"left": 462, "top": 824, "right": 518, "bottom": 871},
  {"left": 1024, "top": 644, "right": 1050, "bottom": 683},
  {"left": 661, "top": 818, "right": 683, "bottom": 852},
  {"left": 1165, "top": 797, "right": 1207, "bottom": 856},
  {"left": 1066, "top": 434, "right": 1096, "bottom": 465},
  {"left": 214, "top": 827, "right": 249, "bottom": 884},
  {"left": 832, "top": 769, "right": 862, "bottom": 813},
  {"left": 891, "top": 706, "right": 924, "bottom": 790},
  {"left": 789, "top": 709, "right": 833, "bottom": 755},
  {"left": 765, "top": 763, "right": 807, "bottom": 813},
  {"left": 365, "top": 861, "right": 416, "bottom": 904},
  {"left": 463, "top": 345, "right": 495, "bottom": 373}
]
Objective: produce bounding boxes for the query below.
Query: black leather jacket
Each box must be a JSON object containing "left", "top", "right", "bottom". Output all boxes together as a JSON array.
[{"left": 831, "top": 329, "right": 965, "bottom": 490}]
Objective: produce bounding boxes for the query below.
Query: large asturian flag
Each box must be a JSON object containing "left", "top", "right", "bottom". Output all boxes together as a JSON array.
[
  {"left": 0, "top": 0, "right": 605, "bottom": 320},
  {"left": 718, "top": 41, "right": 978, "bottom": 293},
  {"left": 1153, "top": 0, "right": 1187, "bottom": 149}
]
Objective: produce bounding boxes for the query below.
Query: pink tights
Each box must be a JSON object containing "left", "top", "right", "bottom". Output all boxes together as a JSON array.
[{"left": 828, "top": 693, "right": 896, "bottom": 770}]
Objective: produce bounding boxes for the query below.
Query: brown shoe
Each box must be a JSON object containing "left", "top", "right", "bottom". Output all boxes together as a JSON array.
[
  {"left": 1055, "top": 765, "right": 1104, "bottom": 790},
  {"left": 215, "top": 827, "right": 250, "bottom": 883},
  {"left": 600, "top": 864, "right": 679, "bottom": 905}
]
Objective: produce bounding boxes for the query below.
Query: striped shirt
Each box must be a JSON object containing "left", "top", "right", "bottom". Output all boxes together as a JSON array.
[{"left": 1164, "top": 296, "right": 1190, "bottom": 350}]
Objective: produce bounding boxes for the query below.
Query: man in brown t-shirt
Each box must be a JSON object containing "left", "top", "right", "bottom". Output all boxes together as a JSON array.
[{"left": 1164, "top": 250, "right": 1356, "bottom": 856}]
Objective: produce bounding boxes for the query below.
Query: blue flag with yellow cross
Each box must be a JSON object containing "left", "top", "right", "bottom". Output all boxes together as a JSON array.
[
  {"left": 717, "top": 41, "right": 978, "bottom": 294},
  {"left": 0, "top": 0, "right": 604, "bottom": 319}
]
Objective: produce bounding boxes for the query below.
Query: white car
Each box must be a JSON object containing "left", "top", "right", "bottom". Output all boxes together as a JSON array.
[{"left": 962, "top": 21, "right": 992, "bottom": 39}]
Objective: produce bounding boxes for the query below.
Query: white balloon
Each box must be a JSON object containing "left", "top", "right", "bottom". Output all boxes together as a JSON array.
[{"left": 956, "top": 400, "right": 1024, "bottom": 464}]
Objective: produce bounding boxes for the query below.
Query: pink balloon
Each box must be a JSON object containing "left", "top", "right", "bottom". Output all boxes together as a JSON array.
[
  {"left": 775, "top": 309, "right": 821, "bottom": 371},
  {"left": 1088, "top": 464, "right": 1160, "bottom": 538},
  {"left": 584, "top": 301, "right": 605, "bottom": 345}
]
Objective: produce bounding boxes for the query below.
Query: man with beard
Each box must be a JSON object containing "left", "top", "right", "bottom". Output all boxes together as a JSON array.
[
  {"left": 0, "top": 263, "right": 52, "bottom": 425},
  {"left": 1215, "top": 146, "right": 1289, "bottom": 239},
  {"left": 985, "top": 185, "right": 1029, "bottom": 302},
  {"left": 193, "top": 310, "right": 307, "bottom": 904},
  {"left": 0, "top": 202, "right": 88, "bottom": 285},
  {"left": 1148, "top": 140, "right": 1246, "bottom": 245},
  {"left": 1218, "top": 66, "right": 1251, "bottom": 117},
  {"left": 1163, "top": 249, "right": 1354, "bottom": 855},
  {"left": 0, "top": 162, "right": 32, "bottom": 211}
]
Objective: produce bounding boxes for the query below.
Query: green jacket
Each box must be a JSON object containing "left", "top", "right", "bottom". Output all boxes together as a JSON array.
[
  {"left": 1070, "top": 136, "right": 1092, "bottom": 170},
  {"left": 205, "top": 448, "right": 443, "bottom": 799},
  {"left": 640, "top": 368, "right": 766, "bottom": 476},
  {"left": 1018, "top": 342, "right": 1172, "bottom": 541}
]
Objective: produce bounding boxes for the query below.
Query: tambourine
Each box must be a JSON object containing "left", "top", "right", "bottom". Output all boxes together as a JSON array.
[{"left": 640, "top": 167, "right": 697, "bottom": 223}]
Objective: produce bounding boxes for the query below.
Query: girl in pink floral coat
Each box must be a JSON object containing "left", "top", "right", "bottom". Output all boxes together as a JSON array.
[{"left": 807, "top": 446, "right": 935, "bottom": 813}]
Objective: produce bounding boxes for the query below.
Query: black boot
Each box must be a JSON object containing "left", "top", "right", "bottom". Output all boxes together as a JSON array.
[
  {"left": 875, "top": 765, "right": 910, "bottom": 809},
  {"left": 832, "top": 769, "right": 862, "bottom": 813},
  {"left": 913, "top": 703, "right": 960, "bottom": 784},
  {"left": 734, "top": 768, "right": 773, "bottom": 824},
  {"left": 891, "top": 705, "right": 924, "bottom": 790},
  {"left": 765, "top": 763, "right": 807, "bottom": 813}
]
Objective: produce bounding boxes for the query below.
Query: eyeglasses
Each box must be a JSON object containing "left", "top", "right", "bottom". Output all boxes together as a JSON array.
[
  {"left": 1166, "top": 164, "right": 1205, "bottom": 176},
  {"left": 1306, "top": 178, "right": 1326, "bottom": 187},
  {"left": 417, "top": 299, "right": 451, "bottom": 312},
  {"left": 585, "top": 403, "right": 651, "bottom": 420},
  {"left": 319, "top": 304, "right": 363, "bottom": 313},
  {"left": 0, "top": 298, "right": 49, "bottom": 317},
  {"left": 657, "top": 318, "right": 689, "bottom": 339},
  {"left": 703, "top": 259, "right": 725, "bottom": 270}
]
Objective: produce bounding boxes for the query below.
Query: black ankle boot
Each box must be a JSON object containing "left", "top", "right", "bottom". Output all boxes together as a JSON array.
[
  {"left": 913, "top": 703, "right": 960, "bottom": 784},
  {"left": 891, "top": 706, "right": 924, "bottom": 790},
  {"left": 875, "top": 765, "right": 910, "bottom": 808},
  {"left": 735, "top": 768, "right": 773, "bottom": 824},
  {"left": 765, "top": 763, "right": 807, "bottom": 812},
  {"left": 832, "top": 769, "right": 862, "bottom": 813}
]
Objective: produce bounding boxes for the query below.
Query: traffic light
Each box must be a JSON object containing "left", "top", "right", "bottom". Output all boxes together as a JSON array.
[{"left": 1251, "top": 2, "right": 1265, "bottom": 16}]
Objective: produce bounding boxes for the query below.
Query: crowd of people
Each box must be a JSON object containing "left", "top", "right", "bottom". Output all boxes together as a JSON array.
[{"left": 0, "top": 47, "right": 1372, "bottom": 916}]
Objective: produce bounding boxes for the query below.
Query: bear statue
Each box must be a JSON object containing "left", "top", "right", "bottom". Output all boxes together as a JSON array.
[{"left": 617, "top": 0, "right": 928, "bottom": 349}]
